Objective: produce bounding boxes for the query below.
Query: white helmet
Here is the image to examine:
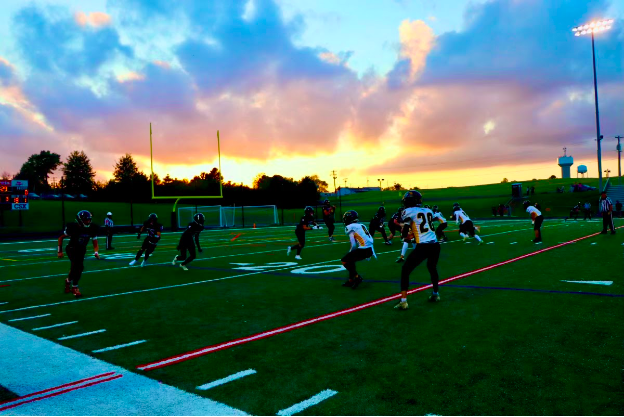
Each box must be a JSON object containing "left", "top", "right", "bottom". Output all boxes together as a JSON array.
[{"left": 106, "top": 212, "right": 112, "bottom": 216}]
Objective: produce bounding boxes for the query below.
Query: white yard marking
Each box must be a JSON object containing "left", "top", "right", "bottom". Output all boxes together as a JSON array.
[
  {"left": 32, "top": 321, "right": 78, "bottom": 331},
  {"left": 561, "top": 280, "right": 613, "bottom": 286},
  {"left": 276, "top": 389, "right": 338, "bottom": 416},
  {"left": 486, "top": 242, "right": 495, "bottom": 245},
  {"left": 197, "top": 369, "right": 257, "bottom": 390},
  {"left": 92, "top": 340, "right": 147, "bottom": 353},
  {"left": 58, "top": 329, "right": 107, "bottom": 340},
  {"left": 0, "top": 302, "right": 7, "bottom": 305},
  {"left": 510, "top": 242, "right": 517, "bottom": 245},
  {"left": 8, "top": 313, "right": 51, "bottom": 322},
  {"left": 590, "top": 242, "right": 597, "bottom": 245}
]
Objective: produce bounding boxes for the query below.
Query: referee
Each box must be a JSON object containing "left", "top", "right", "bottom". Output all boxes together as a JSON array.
[
  {"left": 104, "top": 212, "right": 115, "bottom": 249},
  {"left": 599, "top": 192, "right": 616, "bottom": 235}
]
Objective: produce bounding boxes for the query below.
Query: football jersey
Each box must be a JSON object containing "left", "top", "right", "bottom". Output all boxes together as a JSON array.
[
  {"left": 295, "top": 215, "right": 316, "bottom": 232},
  {"left": 432, "top": 212, "right": 446, "bottom": 223},
  {"left": 526, "top": 206, "right": 542, "bottom": 217},
  {"left": 64, "top": 222, "right": 99, "bottom": 249},
  {"left": 142, "top": 221, "right": 163, "bottom": 244},
  {"left": 401, "top": 207, "right": 437, "bottom": 244},
  {"left": 455, "top": 209, "right": 471, "bottom": 224},
  {"left": 370, "top": 213, "right": 385, "bottom": 227},
  {"left": 104, "top": 218, "right": 114, "bottom": 227},
  {"left": 180, "top": 221, "right": 204, "bottom": 241},
  {"left": 344, "top": 223, "right": 374, "bottom": 249},
  {"left": 322, "top": 206, "right": 335, "bottom": 220}
]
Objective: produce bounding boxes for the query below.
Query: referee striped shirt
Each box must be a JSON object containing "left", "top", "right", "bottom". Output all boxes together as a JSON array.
[
  {"left": 599, "top": 197, "right": 613, "bottom": 213},
  {"left": 105, "top": 218, "right": 114, "bottom": 227}
]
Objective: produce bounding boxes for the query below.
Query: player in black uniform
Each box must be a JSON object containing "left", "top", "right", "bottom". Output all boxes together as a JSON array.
[
  {"left": 287, "top": 206, "right": 322, "bottom": 260},
  {"left": 57, "top": 210, "right": 100, "bottom": 298},
  {"left": 172, "top": 213, "right": 205, "bottom": 271},
  {"left": 387, "top": 206, "right": 404, "bottom": 242},
  {"left": 322, "top": 199, "right": 337, "bottom": 242},
  {"left": 130, "top": 213, "right": 163, "bottom": 267},
  {"left": 369, "top": 206, "right": 391, "bottom": 245}
]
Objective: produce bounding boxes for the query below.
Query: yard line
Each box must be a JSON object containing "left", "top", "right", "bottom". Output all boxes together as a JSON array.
[
  {"left": 58, "top": 329, "right": 107, "bottom": 340},
  {"left": 561, "top": 280, "right": 613, "bottom": 286},
  {"left": 196, "top": 369, "right": 257, "bottom": 390},
  {"left": 0, "top": 259, "right": 341, "bottom": 313},
  {"left": 276, "top": 389, "right": 338, "bottom": 416},
  {"left": 32, "top": 321, "right": 78, "bottom": 331},
  {"left": 0, "top": 302, "right": 7, "bottom": 305},
  {"left": 136, "top": 230, "right": 605, "bottom": 371},
  {"left": 92, "top": 340, "right": 147, "bottom": 353},
  {"left": 7, "top": 313, "right": 51, "bottom": 322}
]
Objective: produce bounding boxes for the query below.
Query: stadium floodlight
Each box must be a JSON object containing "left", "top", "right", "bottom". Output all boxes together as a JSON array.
[{"left": 572, "top": 18, "right": 615, "bottom": 192}]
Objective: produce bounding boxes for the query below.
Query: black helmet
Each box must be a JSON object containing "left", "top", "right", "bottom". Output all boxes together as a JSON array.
[
  {"left": 402, "top": 190, "right": 423, "bottom": 208},
  {"left": 148, "top": 213, "right": 158, "bottom": 222},
  {"left": 193, "top": 213, "right": 205, "bottom": 225},
  {"left": 304, "top": 206, "right": 314, "bottom": 217},
  {"left": 343, "top": 210, "right": 358, "bottom": 225},
  {"left": 77, "top": 210, "right": 92, "bottom": 227},
  {"left": 377, "top": 206, "right": 386, "bottom": 217},
  {"left": 432, "top": 205, "right": 439, "bottom": 213},
  {"left": 323, "top": 199, "right": 330, "bottom": 205},
  {"left": 523, "top": 200, "right": 531, "bottom": 209}
]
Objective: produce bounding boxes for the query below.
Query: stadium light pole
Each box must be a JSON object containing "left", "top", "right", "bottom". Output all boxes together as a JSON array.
[
  {"left": 573, "top": 19, "right": 614, "bottom": 192},
  {"left": 616, "top": 135, "right": 622, "bottom": 185}
]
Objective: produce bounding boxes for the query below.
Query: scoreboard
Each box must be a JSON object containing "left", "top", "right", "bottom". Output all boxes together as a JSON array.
[{"left": 0, "top": 180, "right": 29, "bottom": 210}]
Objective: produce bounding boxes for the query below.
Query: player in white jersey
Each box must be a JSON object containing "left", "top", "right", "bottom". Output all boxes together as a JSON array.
[
  {"left": 430, "top": 205, "right": 448, "bottom": 242},
  {"left": 341, "top": 210, "right": 376, "bottom": 289},
  {"left": 453, "top": 204, "right": 483, "bottom": 244},
  {"left": 523, "top": 200, "right": 544, "bottom": 244},
  {"left": 394, "top": 191, "right": 441, "bottom": 310}
]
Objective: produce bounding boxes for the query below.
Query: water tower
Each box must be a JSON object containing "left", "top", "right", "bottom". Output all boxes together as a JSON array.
[
  {"left": 577, "top": 165, "right": 588, "bottom": 178},
  {"left": 558, "top": 148, "right": 573, "bottom": 179}
]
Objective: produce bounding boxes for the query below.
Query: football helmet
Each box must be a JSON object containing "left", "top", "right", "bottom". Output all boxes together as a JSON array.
[
  {"left": 343, "top": 210, "right": 359, "bottom": 225},
  {"left": 377, "top": 206, "right": 386, "bottom": 217},
  {"left": 323, "top": 199, "right": 330, "bottom": 206},
  {"left": 304, "top": 206, "right": 315, "bottom": 218},
  {"left": 523, "top": 200, "right": 531, "bottom": 210},
  {"left": 148, "top": 213, "right": 158, "bottom": 223},
  {"left": 402, "top": 190, "right": 423, "bottom": 208},
  {"left": 432, "top": 205, "right": 439, "bottom": 213},
  {"left": 193, "top": 213, "right": 205, "bottom": 226},
  {"left": 106, "top": 212, "right": 112, "bottom": 217},
  {"left": 76, "top": 210, "right": 92, "bottom": 227}
]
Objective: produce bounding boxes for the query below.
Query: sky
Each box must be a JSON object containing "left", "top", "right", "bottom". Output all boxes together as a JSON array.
[{"left": 0, "top": 0, "right": 623, "bottom": 190}]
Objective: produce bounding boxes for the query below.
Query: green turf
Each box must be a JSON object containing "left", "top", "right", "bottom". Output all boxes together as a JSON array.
[
  {"left": 0, "top": 218, "right": 622, "bottom": 415},
  {"left": 0, "top": 385, "right": 18, "bottom": 403}
]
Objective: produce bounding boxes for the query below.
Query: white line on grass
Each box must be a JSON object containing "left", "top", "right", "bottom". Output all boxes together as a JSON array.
[
  {"left": 32, "top": 321, "right": 78, "bottom": 331},
  {"left": 7, "top": 313, "right": 51, "bottom": 321},
  {"left": 58, "top": 329, "right": 107, "bottom": 340},
  {"left": 561, "top": 280, "right": 613, "bottom": 286},
  {"left": 0, "top": 302, "right": 7, "bottom": 305},
  {"left": 510, "top": 242, "right": 517, "bottom": 245},
  {"left": 276, "top": 389, "right": 338, "bottom": 416},
  {"left": 92, "top": 340, "right": 147, "bottom": 353},
  {"left": 196, "top": 369, "right": 257, "bottom": 390}
]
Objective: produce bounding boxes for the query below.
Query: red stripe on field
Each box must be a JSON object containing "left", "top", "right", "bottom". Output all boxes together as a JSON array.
[
  {"left": 0, "top": 372, "right": 116, "bottom": 406},
  {"left": 137, "top": 230, "right": 606, "bottom": 371},
  {"left": 230, "top": 233, "right": 242, "bottom": 242},
  {"left": 0, "top": 374, "right": 122, "bottom": 411},
  {"left": 0, "top": 285, "right": 9, "bottom": 288}
]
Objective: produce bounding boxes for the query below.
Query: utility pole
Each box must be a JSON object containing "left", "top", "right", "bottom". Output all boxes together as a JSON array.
[
  {"left": 330, "top": 170, "right": 338, "bottom": 197},
  {"left": 367, "top": 177, "right": 369, "bottom": 187},
  {"left": 344, "top": 178, "right": 348, "bottom": 188},
  {"left": 616, "top": 135, "right": 622, "bottom": 185}
]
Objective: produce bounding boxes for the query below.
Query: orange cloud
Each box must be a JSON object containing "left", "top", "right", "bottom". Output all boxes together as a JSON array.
[
  {"left": 153, "top": 60, "right": 171, "bottom": 69},
  {"left": 74, "top": 11, "right": 112, "bottom": 28},
  {"left": 117, "top": 71, "right": 145, "bottom": 83},
  {"left": 398, "top": 19, "right": 435, "bottom": 80}
]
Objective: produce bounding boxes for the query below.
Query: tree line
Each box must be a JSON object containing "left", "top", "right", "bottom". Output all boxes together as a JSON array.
[{"left": 3, "top": 150, "right": 330, "bottom": 208}]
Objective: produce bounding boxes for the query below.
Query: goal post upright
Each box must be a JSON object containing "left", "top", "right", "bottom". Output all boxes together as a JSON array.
[{"left": 149, "top": 123, "right": 223, "bottom": 230}]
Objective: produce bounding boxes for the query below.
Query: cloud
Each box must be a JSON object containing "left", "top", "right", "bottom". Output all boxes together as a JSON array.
[{"left": 75, "top": 11, "right": 112, "bottom": 28}]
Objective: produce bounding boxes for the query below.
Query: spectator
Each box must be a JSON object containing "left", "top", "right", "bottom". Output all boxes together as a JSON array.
[
  {"left": 498, "top": 204, "right": 504, "bottom": 217},
  {"left": 531, "top": 186, "right": 535, "bottom": 195},
  {"left": 506, "top": 204, "right": 512, "bottom": 217},
  {"left": 491, "top": 206, "right": 498, "bottom": 217},
  {"left": 616, "top": 200, "right": 622, "bottom": 218}
]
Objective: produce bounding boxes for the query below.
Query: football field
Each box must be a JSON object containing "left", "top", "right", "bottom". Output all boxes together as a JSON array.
[{"left": 1, "top": 219, "right": 623, "bottom": 415}]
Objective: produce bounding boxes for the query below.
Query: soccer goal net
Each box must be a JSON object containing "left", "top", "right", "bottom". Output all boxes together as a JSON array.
[
  {"left": 178, "top": 205, "right": 278, "bottom": 228},
  {"left": 178, "top": 205, "right": 222, "bottom": 229}
]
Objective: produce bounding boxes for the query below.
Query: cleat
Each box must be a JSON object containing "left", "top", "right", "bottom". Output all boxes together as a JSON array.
[
  {"left": 428, "top": 293, "right": 440, "bottom": 302},
  {"left": 463, "top": 235, "right": 468, "bottom": 242},
  {"left": 141, "top": 260, "right": 147, "bottom": 267},
  {"left": 394, "top": 301, "right": 409, "bottom": 310},
  {"left": 351, "top": 276, "right": 363, "bottom": 290},
  {"left": 172, "top": 256, "right": 178, "bottom": 265},
  {"left": 287, "top": 246, "right": 292, "bottom": 256},
  {"left": 395, "top": 257, "right": 405, "bottom": 263},
  {"left": 478, "top": 241, "right": 484, "bottom": 245},
  {"left": 179, "top": 264, "right": 188, "bottom": 271},
  {"left": 129, "top": 260, "right": 136, "bottom": 266},
  {"left": 294, "top": 255, "right": 302, "bottom": 260},
  {"left": 342, "top": 280, "right": 353, "bottom": 287},
  {"left": 64, "top": 279, "right": 72, "bottom": 294},
  {"left": 72, "top": 287, "right": 82, "bottom": 298}
]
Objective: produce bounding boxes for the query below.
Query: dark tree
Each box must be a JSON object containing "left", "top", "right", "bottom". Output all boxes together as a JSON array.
[
  {"left": 15, "top": 150, "right": 62, "bottom": 192},
  {"left": 62, "top": 151, "right": 95, "bottom": 195}
]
